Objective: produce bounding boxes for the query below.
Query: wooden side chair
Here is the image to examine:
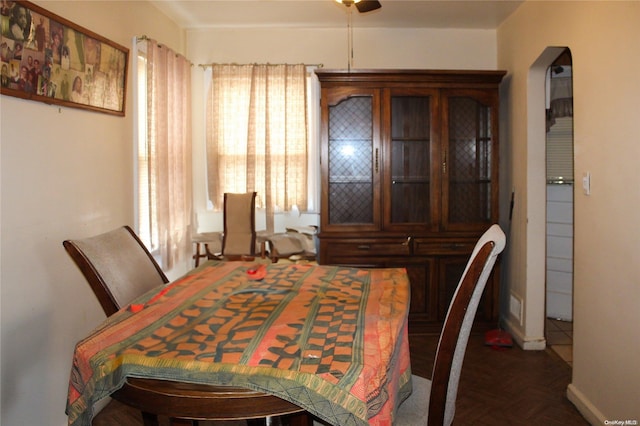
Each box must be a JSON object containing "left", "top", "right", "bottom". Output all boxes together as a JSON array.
[
  {"left": 63, "top": 225, "right": 310, "bottom": 426},
  {"left": 395, "top": 224, "right": 506, "bottom": 426}
]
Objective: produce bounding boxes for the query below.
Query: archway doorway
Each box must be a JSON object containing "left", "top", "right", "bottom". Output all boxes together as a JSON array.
[
  {"left": 544, "top": 48, "right": 574, "bottom": 367},
  {"left": 520, "top": 46, "right": 573, "bottom": 351}
]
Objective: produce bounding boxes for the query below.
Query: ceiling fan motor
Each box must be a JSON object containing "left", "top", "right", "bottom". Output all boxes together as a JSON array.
[{"left": 336, "top": 0, "right": 382, "bottom": 13}]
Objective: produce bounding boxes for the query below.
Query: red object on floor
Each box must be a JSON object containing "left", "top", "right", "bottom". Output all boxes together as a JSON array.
[{"left": 484, "top": 329, "right": 513, "bottom": 349}]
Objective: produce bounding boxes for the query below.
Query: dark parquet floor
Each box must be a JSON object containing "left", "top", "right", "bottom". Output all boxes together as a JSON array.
[{"left": 93, "top": 333, "right": 588, "bottom": 426}]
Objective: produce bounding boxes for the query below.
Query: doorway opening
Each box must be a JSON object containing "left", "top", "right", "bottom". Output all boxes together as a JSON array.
[{"left": 544, "top": 48, "right": 574, "bottom": 367}]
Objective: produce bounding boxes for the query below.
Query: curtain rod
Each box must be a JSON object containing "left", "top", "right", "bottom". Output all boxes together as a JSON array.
[
  {"left": 136, "top": 35, "right": 193, "bottom": 64},
  {"left": 136, "top": 35, "right": 151, "bottom": 42},
  {"left": 198, "top": 63, "right": 323, "bottom": 69},
  {"left": 136, "top": 37, "right": 321, "bottom": 69},
  {"left": 136, "top": 35, "right": 170, "bottom": 50}
]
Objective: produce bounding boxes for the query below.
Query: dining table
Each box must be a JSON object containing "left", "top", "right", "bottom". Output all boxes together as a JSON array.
[{"left": 66, "top": 260, "right": 413, "bottom": 426}]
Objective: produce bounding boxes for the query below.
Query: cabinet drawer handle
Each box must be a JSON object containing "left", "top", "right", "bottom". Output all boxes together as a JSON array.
[
  {"left": 442, "top": 151, "right": 447, "bottom": 174},
  {"left": 375, "top": 148, "right": 379, "bottom": 173},
  {"left": 357, "top": 245, "right": 371, "bottom": 250},
  {"left": 401, "top": 236, "right": 412, "bottom": 246}
]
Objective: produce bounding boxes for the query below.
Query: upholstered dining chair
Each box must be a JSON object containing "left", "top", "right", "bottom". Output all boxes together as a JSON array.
[
  {"left": 395, "top": 224, "right": 506, "bottom": 426},
  {"left": 64, "top": 225, "right": 310, "bottom": 426},
  {"left": 63, "top": 225, "right": 169, "bottom": 316}
]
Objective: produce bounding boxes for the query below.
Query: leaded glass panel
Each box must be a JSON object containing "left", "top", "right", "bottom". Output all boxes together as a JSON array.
[
  {"left": 447, "top": 96, "right": 492, "bottom": 224},
  {"left": 328, "top": 96, "right": 374, "bottom": 224}
]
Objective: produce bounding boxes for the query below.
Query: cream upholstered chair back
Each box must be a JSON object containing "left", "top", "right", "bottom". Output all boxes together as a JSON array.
[
  {"left": 63, "top": 226, "right": 169, "bottom": 316},
  {"left": 222, "top": 192, "right": 257, "bottom": 256},
  {"left": 437, "top": 224, "right": 506, "bottom": 424},
  {"left": 396, "top": 224, "right": 506, "bottom": 426}
]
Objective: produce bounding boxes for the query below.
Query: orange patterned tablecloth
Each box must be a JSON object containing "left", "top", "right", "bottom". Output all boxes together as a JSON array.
[{"left": 67, "top": 261, "right": 412, "bottom": 426}]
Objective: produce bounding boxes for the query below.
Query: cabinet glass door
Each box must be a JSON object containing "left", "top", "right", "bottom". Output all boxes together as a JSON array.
[
  {"left": 386, "top": 92, "right": 437, "bottom": 230},
  {"left": 325, "top": 93, "right": 379, "bottom": 229},
  {"left": 443, "top": 91, "right": 498, "bottom": 230}
]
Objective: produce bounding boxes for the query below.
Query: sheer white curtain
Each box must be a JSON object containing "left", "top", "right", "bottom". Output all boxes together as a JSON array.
[
  {"left": 206, "top": 64, "right": 308, "bottom": 232},
  {"left": 140, "top": 38, "right": 193, "bottom": 269}
]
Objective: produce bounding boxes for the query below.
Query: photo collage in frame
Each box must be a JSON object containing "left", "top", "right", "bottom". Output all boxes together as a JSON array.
[{"left": 1, "top": 0, "right": 128, "bottom": 115}]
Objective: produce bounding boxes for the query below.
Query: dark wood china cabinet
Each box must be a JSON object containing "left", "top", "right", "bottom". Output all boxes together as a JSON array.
[{"left": 316, "top": 69, "right": 506, "bottom": 333}]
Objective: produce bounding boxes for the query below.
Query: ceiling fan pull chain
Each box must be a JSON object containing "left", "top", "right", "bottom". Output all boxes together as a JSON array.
[
  {"left": 348, "top": 6, "right": 353, "bottom": 71},
  {"left": 338, "top": 0, "right": 381, "bottom": 71}
]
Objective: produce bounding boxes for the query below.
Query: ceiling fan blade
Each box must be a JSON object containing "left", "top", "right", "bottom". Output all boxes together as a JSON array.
[{"left": 355, "top": 0, "right": 381, "bottom": 13}]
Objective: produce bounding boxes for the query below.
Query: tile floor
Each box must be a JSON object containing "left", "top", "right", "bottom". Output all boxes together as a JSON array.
[{"left": 546, "top": 317, "right": 573, "bottom": 366}]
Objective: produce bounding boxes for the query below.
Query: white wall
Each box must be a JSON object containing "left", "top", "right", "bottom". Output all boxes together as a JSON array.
[
  {"left": 0, "top": 2, "right": 184, "bottom": 425},
  {"left": 498, "top": 1, "right": 640, "bottom": 422},
  {"left": 186, "top": 26, "right": 497, "bottom": 69}
]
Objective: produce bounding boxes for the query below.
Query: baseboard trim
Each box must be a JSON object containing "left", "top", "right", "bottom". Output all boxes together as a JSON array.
[
  {"left": 567, "top": 383, "right": 605, "bottom": 425},
  {"left": 502, "top": 317, "right": 547, "bottom": 350}
]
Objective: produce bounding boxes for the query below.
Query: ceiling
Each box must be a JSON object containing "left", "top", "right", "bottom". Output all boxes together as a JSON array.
[{"left": 149, "top": 0, "right": 525, "bottom": 30}]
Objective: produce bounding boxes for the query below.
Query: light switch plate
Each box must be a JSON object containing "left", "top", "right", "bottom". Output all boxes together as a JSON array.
[{"left": 582, "top": 172, "right": 591, "bottom": 195}]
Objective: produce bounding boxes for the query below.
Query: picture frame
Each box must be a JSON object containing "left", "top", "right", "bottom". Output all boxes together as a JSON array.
[{"left": 1, "top": 0, "right": 128, "bottom": 116}]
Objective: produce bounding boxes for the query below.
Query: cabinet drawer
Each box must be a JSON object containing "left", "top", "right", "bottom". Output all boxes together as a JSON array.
[
  {"left": 413, "top": 238, "right": 476, "bottom": 255},
  {"left": 325, "top": 238, "right": 412, "bottom": 257}
]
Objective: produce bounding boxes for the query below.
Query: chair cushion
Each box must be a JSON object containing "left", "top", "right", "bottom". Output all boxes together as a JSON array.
[
  {"left": 193, "top": 232, "right": 223, "bottom": 255},
  {"left": 395, "top": 374, "right": 431, "bottom": 425},
  {"left": 284, "top": 227, "right": 317, "bottom": 254},
  {"left": 268, "top": 232, "right": 309, "bottom": 256}
]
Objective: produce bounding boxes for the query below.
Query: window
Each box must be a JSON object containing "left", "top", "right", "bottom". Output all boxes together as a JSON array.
[
  {"left": 136, "top": 47, "right": 154, "bottom": 249},
  {"left": 204, "top": 64, "right": 318, "bottom": 232}
]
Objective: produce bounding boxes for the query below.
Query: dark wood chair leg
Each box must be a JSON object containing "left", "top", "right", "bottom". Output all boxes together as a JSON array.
[
  {"left": 288, "top": 413, "right": 313, "bottom": 426},
  {"left": 193, "top": 242, "right": 202, "bottom": 267},
  {"left": 141, "top": 412, "right": 160, "bottom": 426},
  {"left": 254, "top": 414, "right": 312, "bottom": 426}
]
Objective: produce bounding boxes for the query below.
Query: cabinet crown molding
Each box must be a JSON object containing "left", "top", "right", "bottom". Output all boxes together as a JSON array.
[{"left": 315, "top": 69, "right": 507, "bottom": 85}]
